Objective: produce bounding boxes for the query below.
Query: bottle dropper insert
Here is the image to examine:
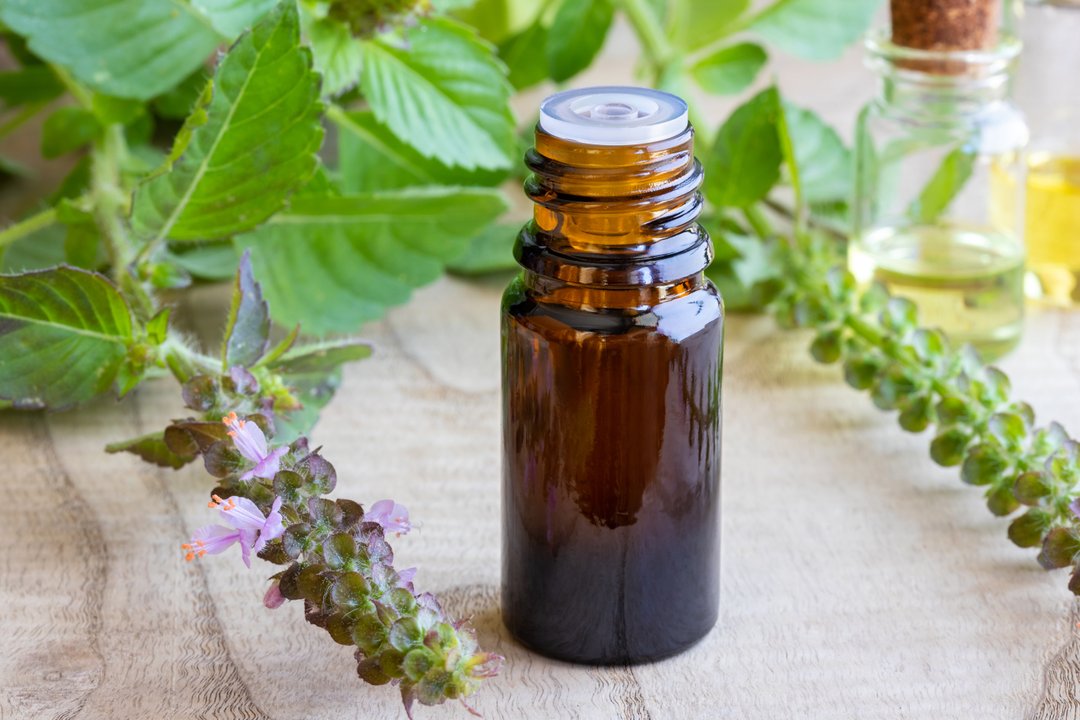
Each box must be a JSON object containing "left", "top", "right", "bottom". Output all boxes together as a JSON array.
[{"left": 539, "top": 86, "right": 689, "bottom": 146}]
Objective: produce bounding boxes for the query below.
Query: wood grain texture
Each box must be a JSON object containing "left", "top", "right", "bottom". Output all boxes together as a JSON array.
[
  {"left": 3, "top": 17, "right": 1080, "bottom": 720},
  {"left": 3, "top": 275, "right": 1080, "bottom": 720}
]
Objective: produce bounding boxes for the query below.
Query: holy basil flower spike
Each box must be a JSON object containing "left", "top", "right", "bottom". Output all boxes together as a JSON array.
[
  {"left": 184, "top": 495, "right": 285, "bottom": 568},
  {"left": 173, "top": 408, "right": 502, "bottom": 715}
]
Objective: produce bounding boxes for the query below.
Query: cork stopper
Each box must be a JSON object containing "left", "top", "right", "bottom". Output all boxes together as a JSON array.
[{"left": 890, "top": 0, "right": 1001, "bottom": 72}]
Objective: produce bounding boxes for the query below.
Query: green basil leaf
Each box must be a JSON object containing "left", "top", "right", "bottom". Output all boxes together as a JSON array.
[
  {"left": 498, "top": 21, "right": 549, "bottom": 91},
  {"left": 236, "top": 188, "right": 508, "bottom": 333},
  {"left": 63, "top": 218, "right": 104, "bottom": 270},
  {"left": 164, "top": 242, "right": 240, "bottom": 280},
  {"left": 131, "top": 3, "right": 324, "bottom": 243},
  {"left": 727, "top": 233, "right": 782, "bottom": 289},
  {"left": 704, "top": 86, "right": 782, "bottom": 208},
  {"left": 152, "top": 69, "right": 211, "bottom": 120},
  {"left": 334, "top": 109, "right": 506, "bottom": 192},
  {"left": 451, "top": 0, "right": 545, "bottom": 43},
  {"left": 274, "top": 366, "right": 341, "bottom": 441},
  {"left": 87, "top": 93, "right": 144, "bottom": 126},
  {"left": 222, "top": 251, "right": 270, "bottom": 369},
  {"left": 0, "top": 0, "right": 222, "bottom": 100},
  {"left": 274, "top": 339, "right": 373, "bottom": 375},
  {"left": 906, "top": 146, "right": 976, "bottom": 224},
  {"left": 774, "top": 94, "right": 802, "bottom": 205},
  {"left": 782, "top": 102, "right": 852, "bottom": 204},
  {"left": 106, "top": 431, "right": 197, "bottom": 469},
  {"left": 267, "top": 340, "right": 372, "bottom": 441},
  {"left": 0, "top": 66, "right": 63, "bottom": 107},
  {"left": 749, "top": 0, "right": 882, "bottom": 60},
  {"left": 0, "top": 222, "right": 67, "bottom": 273},
  {"left": 0, "top": 266, "right": 136, "bottom": 409},
  {"left": 360, "top": 17, "right": 516, "bottom": 171},
  {"left": 690, "top": 42, "right": 767, "bottom": 95},
  {"left": 302, "top": 8, "right": 364, "bottom": 97},
  {"left": 705, "top": 262, "right": 754, "bottom": 310},
  {"left": 446, "top": 222, "right": 520, "bottom": 275},
  {"left": 193, "top": 0, "right": 279, "bottom": 38},
  {"left": 677, "top": 0, "right": 750, "bottom": 51},
  {"left": 704, "top": 219, "right": 782, "bottom": 312},
  {"left": 41, "top": 107, "right": 101, "bottom": 159},
  {"left": 546, "top": 0, "right": 614, "bottom": 82}
]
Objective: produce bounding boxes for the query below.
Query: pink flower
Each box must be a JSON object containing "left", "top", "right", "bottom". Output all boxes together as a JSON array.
[
  {"left": 183, "top": 495, "right": 285, "bottom": 568},
  {"left": 363, "top": 499, "right": 412, "bottom": 535},
  {"left": 223, "top": 411, "right": 287, "bottom": 481}
]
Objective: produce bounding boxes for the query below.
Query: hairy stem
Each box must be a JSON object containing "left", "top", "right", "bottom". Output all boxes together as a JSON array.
[
  {"left": 619, "top": 0, "right": 712, "bottom": 144},
  {"left": 89, "top": 124, "right": 155, "bottom": 316},
  {"left": 161, "top": 334, "right": 223, "bottom": 381},
  {"left": 90, "top": 125, "right": 132, "bottom": 268},
  {"left": 764, "top": 197, "right": 848, "bottom": 244},
  {"left": 620, "top": 0, "right": 675, "bottom": 72},
  {"left": 0, "top": 206, "right": 59, "bottom": 250},
  {"left": 52, "top": 65, "right": 95, "bottom": 110},
  {"left": 842, "top": 312, "right": 957, "bottom": 401}
]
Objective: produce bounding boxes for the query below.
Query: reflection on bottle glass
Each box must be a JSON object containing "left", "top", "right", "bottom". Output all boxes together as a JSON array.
[{"left": 850, "top": 224, "right": 1025, "bottom": 359}]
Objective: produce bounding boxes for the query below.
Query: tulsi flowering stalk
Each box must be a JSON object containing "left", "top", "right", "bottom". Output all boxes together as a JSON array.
[{"left": 176, "top": 412, "right": 502, "bottom": 717}]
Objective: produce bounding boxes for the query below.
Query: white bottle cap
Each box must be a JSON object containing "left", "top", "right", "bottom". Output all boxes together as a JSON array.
[{"left": 539, "top": 86, "right": 689, "bottom": 146}]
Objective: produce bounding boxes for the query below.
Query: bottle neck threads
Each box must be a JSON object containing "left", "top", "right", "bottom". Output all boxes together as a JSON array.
[{"left": 517, "top": 125, "right": 711, "bottom": 298}]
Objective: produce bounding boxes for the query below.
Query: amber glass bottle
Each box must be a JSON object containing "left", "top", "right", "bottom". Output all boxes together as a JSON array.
[{"left": 501, "top": 87, "right": 724, "bottom": 665}]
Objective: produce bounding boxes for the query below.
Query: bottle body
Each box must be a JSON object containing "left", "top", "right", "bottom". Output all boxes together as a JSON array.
[
  {"left": 851, "top": 31, "right": 1028, "bottom": 359},
  {"left": 501, "top": 267, "right": 722, "bottom": 664},
  {"left": 1003, "top": 0, "right": 1080, "bottom": 304},
  {"left": 500, "top": 91, "right": 723, "bottom": 665}
]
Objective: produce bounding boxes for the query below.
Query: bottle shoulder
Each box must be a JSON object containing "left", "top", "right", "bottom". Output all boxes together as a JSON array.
[{"left": 503, "top": 275, "right": 723, "bottom": 343}]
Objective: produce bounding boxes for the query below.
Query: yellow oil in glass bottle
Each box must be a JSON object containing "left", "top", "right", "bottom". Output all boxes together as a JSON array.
[
  {"left": 993, "top": 0, "right": 1080, "bottom": 305},
  {"left": 501, "top": 87, "right": 723, "bottom": 664},
  {"left": 992, "top": 153, "right": 1080, "bottom": 304},
  {"left": 1023, "top": 154, "right": 1080, "bottom": 301},
  {"left": 850, "top": 27, "right": 1028, "bottom": 360}
]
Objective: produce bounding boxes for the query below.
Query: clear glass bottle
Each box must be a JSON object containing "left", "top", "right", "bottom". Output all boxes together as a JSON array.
[
  {"left": 501, "top": 87, "right": 723, "bottom": 664},
  {"left": 1003, "top": 0, "right": 1080, "bottom": 304},
  {"left": 850, "top": 28, "right": 1029, "bottom": 359}
]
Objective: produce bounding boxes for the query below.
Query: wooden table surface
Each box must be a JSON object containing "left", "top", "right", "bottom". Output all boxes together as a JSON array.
[{"left": 3, "top": 19, "right": 1080, "bottom": 720}]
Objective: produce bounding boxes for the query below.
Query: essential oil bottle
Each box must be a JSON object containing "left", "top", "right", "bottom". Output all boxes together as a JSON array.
[
  {"left": 998, "top": 0, "right": 1080, "bottom": 305},
  {"left": 501, "top": 87, "right": 723, "bottom": 665},
  {"left": 851, "top": 0, "right": 1028, "bottom": 360}
]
